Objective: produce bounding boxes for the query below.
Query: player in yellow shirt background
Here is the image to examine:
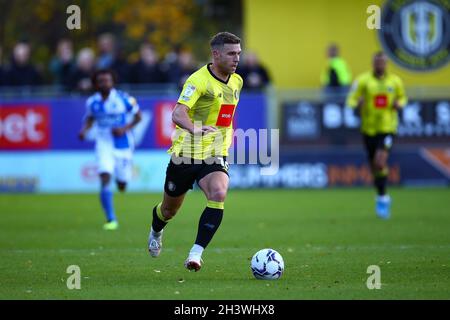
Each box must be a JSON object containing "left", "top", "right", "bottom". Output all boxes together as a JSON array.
[
  {"left": 346, "top": 52, "right": 407, "bottom": 219},
  {"left": 147, "top": 32, "right": 243, "bottom": 271}
]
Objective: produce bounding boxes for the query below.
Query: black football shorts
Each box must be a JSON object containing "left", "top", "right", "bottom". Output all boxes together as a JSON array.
[
  {"left": 363, "top": 133, "right": 394, "bottom": 162},
  {"left": 164, "top": 155, "right": 229, "bottom": 197}
]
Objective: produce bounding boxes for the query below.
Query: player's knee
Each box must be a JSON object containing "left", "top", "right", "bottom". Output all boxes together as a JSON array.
[
  {"left": 375, "top": 160, "right": 386, "bottom": 172},
  {"left": 117, "top": 183, "right": 127, "bottom": 192},
  {"left": 208, "top": 188, "right": 227, "bottom": 202},
  {"left": 374, "top": 163, "right": 381, "bottom": 172},
  {"left": 161, "top": 207, "right": 177, "bottom": 220},
  {"left": 100, "top": 173, "right": 111, "bottom": 187}
]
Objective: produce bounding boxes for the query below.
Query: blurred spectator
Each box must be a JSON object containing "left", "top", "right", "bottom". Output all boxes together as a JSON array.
[
  {"left": 130, "top": 43, "right": 167, "bottom": 84},
  {"left": 110, "top": 45, "right": 131, "bottom": 84},
  {"left": 237, "top": 51, "right": 270, "bottom": 90},
  {"left": 69, "top": 48, "right": 96, "bottom": 93},
  {"left": 4, "top": 42, "right": 42, "bottom": 86},
  {"left": 320, "top": 43, "right": 352, "bottom": 100},
  {"left": 168, "top": 50, "right": 197, "bottom": 89},
  {"left": 49, "top": 39, "right": 75, "bottom": 88},
  {"left": 96, "top": 33, "right": 116, "bottom": 69},
  {"left": 162, "top": 45, "right": 181, "bottom": 69},
  {"left": 96, "top": 34, "right": 130, "bottom": 83}
]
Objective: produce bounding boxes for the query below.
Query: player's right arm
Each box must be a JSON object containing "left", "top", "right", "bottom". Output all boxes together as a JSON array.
[
  {"left": 173, "top": 75, "right": 216, "bottom": 135},
  {"left": 78, "top": 115, "right": 94, "bottom": 140},
  {"left": 79, "top": 98, "right": 95, "bottom": 140},
  {"left": 172, "top": 103, "right": 217, "bottom": 135},
  {"left": 346, "top": 75, "right": 366, "bottom": 109}
]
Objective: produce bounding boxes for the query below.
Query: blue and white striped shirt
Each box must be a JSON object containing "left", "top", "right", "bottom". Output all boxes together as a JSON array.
[{"left": 85, "top": 89, "right": 140, "bottom": 150}]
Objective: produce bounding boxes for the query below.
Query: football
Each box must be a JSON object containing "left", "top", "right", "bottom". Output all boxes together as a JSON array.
[{"left": 251, "top": 248, "right": 285, "bottom": 280}]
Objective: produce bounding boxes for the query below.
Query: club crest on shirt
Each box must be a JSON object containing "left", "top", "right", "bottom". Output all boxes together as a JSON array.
[{"left": 128, "top": 96, "right": 137, "bottom": 106}]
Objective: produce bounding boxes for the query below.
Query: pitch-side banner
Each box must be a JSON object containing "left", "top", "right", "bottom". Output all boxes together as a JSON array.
[
  {"left": 282, "top": 100, "right": 450, "bottom": 146},
  {"left": 1, "top": 148, "right": 448, "bottom": 192},
  {"left": 0, "top": 93, "right": 267, "bottom": 150},
  {"left": 0, "top": 151, "right": 170, "bottom": 193},
  {"left": 229, "top": 148, "right": 450, "bottom": 189}
]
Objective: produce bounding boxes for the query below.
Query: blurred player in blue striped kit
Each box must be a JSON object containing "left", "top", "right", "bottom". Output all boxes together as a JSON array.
[{"left": 78, "top": 69, "right": 142, "bottom": 230}]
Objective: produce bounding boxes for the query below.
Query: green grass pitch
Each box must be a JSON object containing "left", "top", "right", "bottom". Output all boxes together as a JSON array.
[{"left": 0, "top": 188, "right": 449, "bottom": 299}]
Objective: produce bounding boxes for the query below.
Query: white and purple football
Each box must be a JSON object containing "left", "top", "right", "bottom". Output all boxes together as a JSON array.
[{"left": 251, "top": 248, "right": 284, "bottom": 280}]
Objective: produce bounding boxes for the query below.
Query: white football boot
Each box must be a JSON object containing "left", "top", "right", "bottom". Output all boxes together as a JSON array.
[
  {"left": 184, "top": 252, "right": 203, "bottom": 272},
  {"left": 148, "top": 228, "right": 163, "bottom": 258}
]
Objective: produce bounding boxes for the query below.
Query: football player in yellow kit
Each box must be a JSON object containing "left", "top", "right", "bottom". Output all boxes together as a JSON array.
[
  {"left": 347, "top": 52, "right": 407, "bottom": 219},
  {"left": 148, "top": 32, "right": 243, "bottom": 271}
]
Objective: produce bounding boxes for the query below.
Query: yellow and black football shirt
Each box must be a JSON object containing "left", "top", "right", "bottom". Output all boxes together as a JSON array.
[
  {"left": 168, "top": 63, "right": 243, "bottom": 160},
  {"left": 346, "top": 72, "right": 407, "bottom": 136}
]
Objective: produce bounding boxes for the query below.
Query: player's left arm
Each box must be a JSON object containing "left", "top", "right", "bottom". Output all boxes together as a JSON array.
[
  {"left": 393, "top": 76, "right": 407, "bottom": 110},
  {"left": 113, "top": 95, "right": 142, "bottom": 136}
]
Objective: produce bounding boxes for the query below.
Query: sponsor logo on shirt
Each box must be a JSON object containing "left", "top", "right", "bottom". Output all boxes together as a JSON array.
[
  {"left": 216, "top": 104, "right": 236, "bottom": 127},
  {"left": 374, "top": 95, "right": 388, "bottom": 108}
]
